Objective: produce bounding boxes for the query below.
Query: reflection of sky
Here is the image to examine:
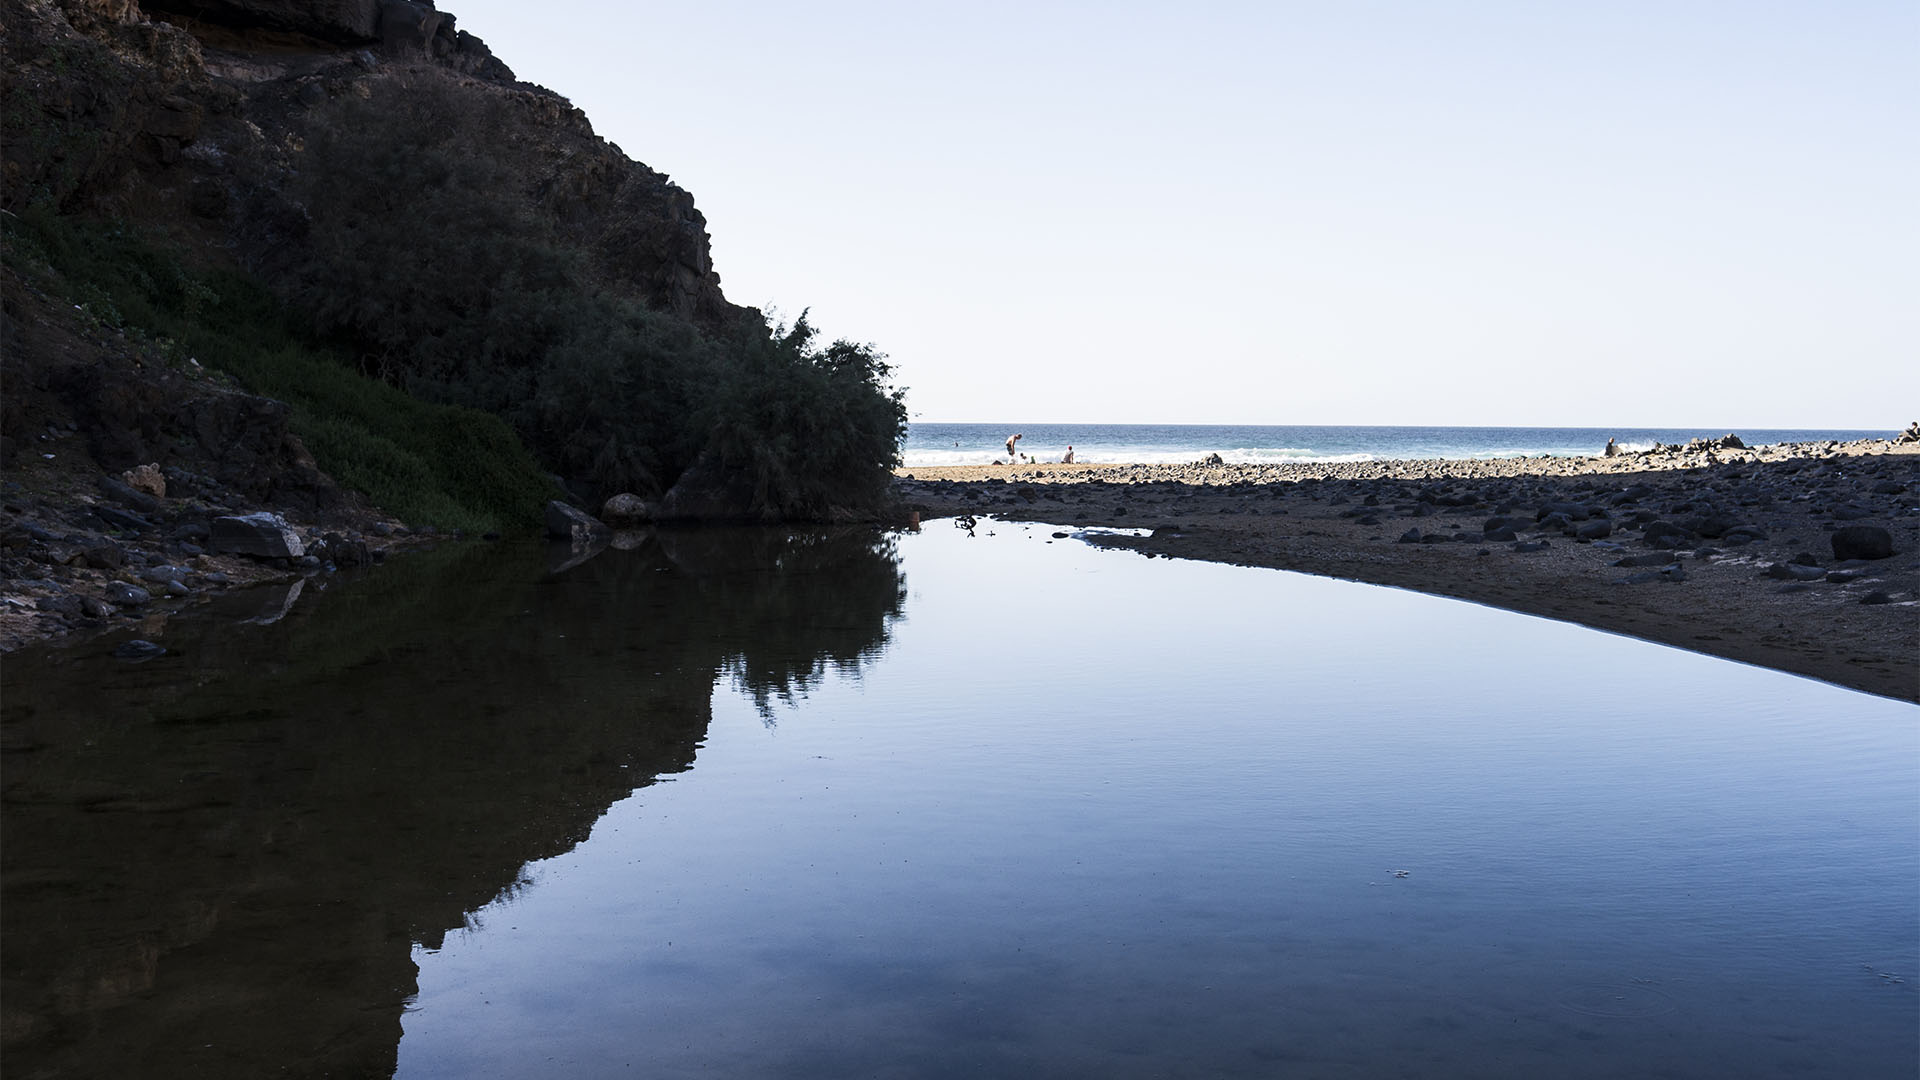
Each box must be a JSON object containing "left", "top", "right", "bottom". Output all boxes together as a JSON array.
[{"left": 400, "top": 522, "right": 1918, "bottom": 1080}]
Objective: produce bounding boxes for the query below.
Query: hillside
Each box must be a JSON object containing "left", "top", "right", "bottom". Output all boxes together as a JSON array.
[{"left": 3, "top": 0, "right": 905, "bottom": 523}]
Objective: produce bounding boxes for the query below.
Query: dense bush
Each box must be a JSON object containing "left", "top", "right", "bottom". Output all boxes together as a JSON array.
[
  {"left": 701, "top": 313, "right": 907, "bottom": 518},
  {"left": 4, "top": 206, "right": 560, "bottom": 533},
  {"left": 288, "top": 79, "right": 906, "bottom": 518}
]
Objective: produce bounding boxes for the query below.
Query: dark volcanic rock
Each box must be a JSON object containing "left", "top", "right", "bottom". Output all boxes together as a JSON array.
[
  {"left": 600, "top": 493, "right": 652, "bottom": 527},
  {"left": 1641, "top": 521, "right": 1693, "bottom": 549},
  {"left": 654, "top": 455, "right": 775, "bottom": 523},
  {"left": 83, "top": 543, "right": 126, "bottom": 570},
  {"left": 544, "top": 500, "right": 611, "bottom": 543},
  {"left": 211, "top": 512, "right": 306, "bottom": 558},
  {"left": 103, "top": 582, "right": 152, "bottom": 607},
  {"left": 92, "top": 505, "right": 153, "bottom": 533},
  {"left": 314, "top": 532, "right": 373, "bottom": 567},
  {"left": 1536, "top": 502, "right": 1592, "bottom": 522},
  {"left": 1830, "top": 525, "right": 1895, "bottom": 561},
  {"left": 112, "top": 638, "right": 167, "bottom": 660},
  {"left": 142, "top": 0, "right": 383, "bottom": 45},
  {"left": 97, "top": 475, "right": 160, "bottom": 514},
  {"left": 376, "top": 0, "right": 440, "bottom": 53}
]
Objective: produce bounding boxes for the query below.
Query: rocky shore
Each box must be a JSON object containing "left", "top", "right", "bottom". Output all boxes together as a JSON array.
[
  {"left": 894, "top": 436, "right": 1920, "bottom": 703},
  {"left": 0, "top": 462, "right": 432, "bottom": 654}
]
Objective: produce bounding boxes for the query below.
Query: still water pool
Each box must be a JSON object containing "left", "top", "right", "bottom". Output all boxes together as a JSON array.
[{"left": 3, "top": 522, "right": 1914, "bottom": 1079}]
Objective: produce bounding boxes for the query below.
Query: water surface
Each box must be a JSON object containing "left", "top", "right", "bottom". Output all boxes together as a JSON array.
[{"left": 2, "top": 523, "right": 1913, "bottom": 1079}]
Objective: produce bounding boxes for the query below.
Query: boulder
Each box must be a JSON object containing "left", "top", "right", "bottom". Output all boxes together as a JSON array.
[
  {"left": 211, "top": 512, "right": 306, "bottom": 558},
  {"left": 654, "top": 454, "right": 775, "bottom": 523},
  {"left": 121, "top": 463, "right": 167, "bottom": 498},
  {"left": 545, "top": 500, "right": 611, "bottom": 543},
  {"left": 1535, "top": 502, "right": 1592, "bottom": 521},
  {"left": 83, "top": 543, "right": 126, "bottom": 570},
  {"left": 316, "top": 533, "right": 374, "bottom": 567},
  {"left": 1574, "top": 520, "right": 1613, "bottom": 541},
  {"left": 1763, "top": 563, "right": 1827, "bottom": 582},
  {"left": 601, "top": 493, "right": 652, "bottom": 527},
  {"left": 1681, "top": 513, "right": 1740, "bottom": 539},
  {"left": 104, "top": 582, "right": 152, "bottom": 607},
  {"left": 92, "top": 505, "right": 153, "bottom": 532},
  {"left": 1830, "top": 525, "right": 1895, "bottom": 561},
  {"left": 1641, "top": 521, "right": 1693, "bottom": 549},
  {"left": 98, "top": 475, "right": 160, "bottom": 512}
]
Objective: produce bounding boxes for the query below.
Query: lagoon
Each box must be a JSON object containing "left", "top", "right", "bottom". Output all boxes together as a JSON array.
[{"left": 3, "top": 522, "right": 1914, "bottom": 1079}]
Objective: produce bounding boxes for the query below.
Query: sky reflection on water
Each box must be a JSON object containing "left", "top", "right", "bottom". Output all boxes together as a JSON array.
[{"left": 395, "top": 521, "right": 1917, "bottom": 1080}]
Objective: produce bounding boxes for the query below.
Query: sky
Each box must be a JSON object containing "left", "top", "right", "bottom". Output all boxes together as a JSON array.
[{"left": 448, "top": 1, "right": 1916, "bottom": 429}]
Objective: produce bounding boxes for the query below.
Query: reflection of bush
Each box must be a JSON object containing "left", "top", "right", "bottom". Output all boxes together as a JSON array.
[
  {"left": 0, "top": 527, "right": 908, "bottom": 1078},
  {"left": 654, "top": 529, "right": 909, "bottom": 721},
  {"left": 290, "top": 80, "right": 906, "bottom": 517}
]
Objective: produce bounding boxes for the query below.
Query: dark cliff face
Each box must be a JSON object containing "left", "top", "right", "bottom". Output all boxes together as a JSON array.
[{"left": 2, "top": 0, "right": 751, "bottom": 331}]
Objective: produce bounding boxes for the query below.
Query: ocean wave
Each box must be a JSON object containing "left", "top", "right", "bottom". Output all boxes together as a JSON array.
[
  {"left": 900, "top": 450, "right": 1015, "bottom": 466},
  {"left": 901, "top": 447, "right": 1390, "bottom": 466}
]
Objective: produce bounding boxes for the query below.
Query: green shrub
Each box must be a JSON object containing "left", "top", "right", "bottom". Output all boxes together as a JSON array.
[
  {"left": 288, "top": 78, "right": 906, "bottom": 517},
  {"left": 3, "top": 207, "right": 559, "bottom": 533}
]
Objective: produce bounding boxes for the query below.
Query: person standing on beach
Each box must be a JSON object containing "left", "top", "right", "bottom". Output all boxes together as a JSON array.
[
  {"left": 1006, "top": 433, "right": 1023, "bottom": 461},
  {"left": 1061, "top": 445, "right": 1075, "bottom": 463},
  {"left": 1604, "top": 437, "right": 1620, "bottom": 457}
]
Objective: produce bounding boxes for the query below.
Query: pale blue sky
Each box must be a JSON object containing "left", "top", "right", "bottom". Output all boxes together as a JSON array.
[{"left": 451, "top": 1, "right": 1916, "bottom": 428}]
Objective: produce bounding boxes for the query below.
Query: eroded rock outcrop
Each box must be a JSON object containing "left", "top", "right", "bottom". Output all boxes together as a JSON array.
[{"left": 3, "top": 0, "right": 745, "bottom": 331}]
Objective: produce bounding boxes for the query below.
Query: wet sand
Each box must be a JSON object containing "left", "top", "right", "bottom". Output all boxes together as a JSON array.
[{"left": 895, "top": 439, "right": 1920, "bottom": 703}]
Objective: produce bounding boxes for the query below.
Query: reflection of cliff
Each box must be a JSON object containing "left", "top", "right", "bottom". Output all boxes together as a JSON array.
[{"left": 0, "top": 528, "right": 905, "bottom": 1079}]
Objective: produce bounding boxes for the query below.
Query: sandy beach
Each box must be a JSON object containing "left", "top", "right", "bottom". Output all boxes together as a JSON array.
[{"left": 895, "top": 438, "right": 1920, "bottom": 703}]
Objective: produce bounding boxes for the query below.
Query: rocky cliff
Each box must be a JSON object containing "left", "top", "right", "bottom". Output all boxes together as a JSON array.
[{"left": 2, "top": 0, "right": 748, "bottom": 328}]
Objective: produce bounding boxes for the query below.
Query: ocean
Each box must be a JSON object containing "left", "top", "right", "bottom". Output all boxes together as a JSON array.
[{"left": 902, "top": 422, "right": 1896, "bottom": 467}]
